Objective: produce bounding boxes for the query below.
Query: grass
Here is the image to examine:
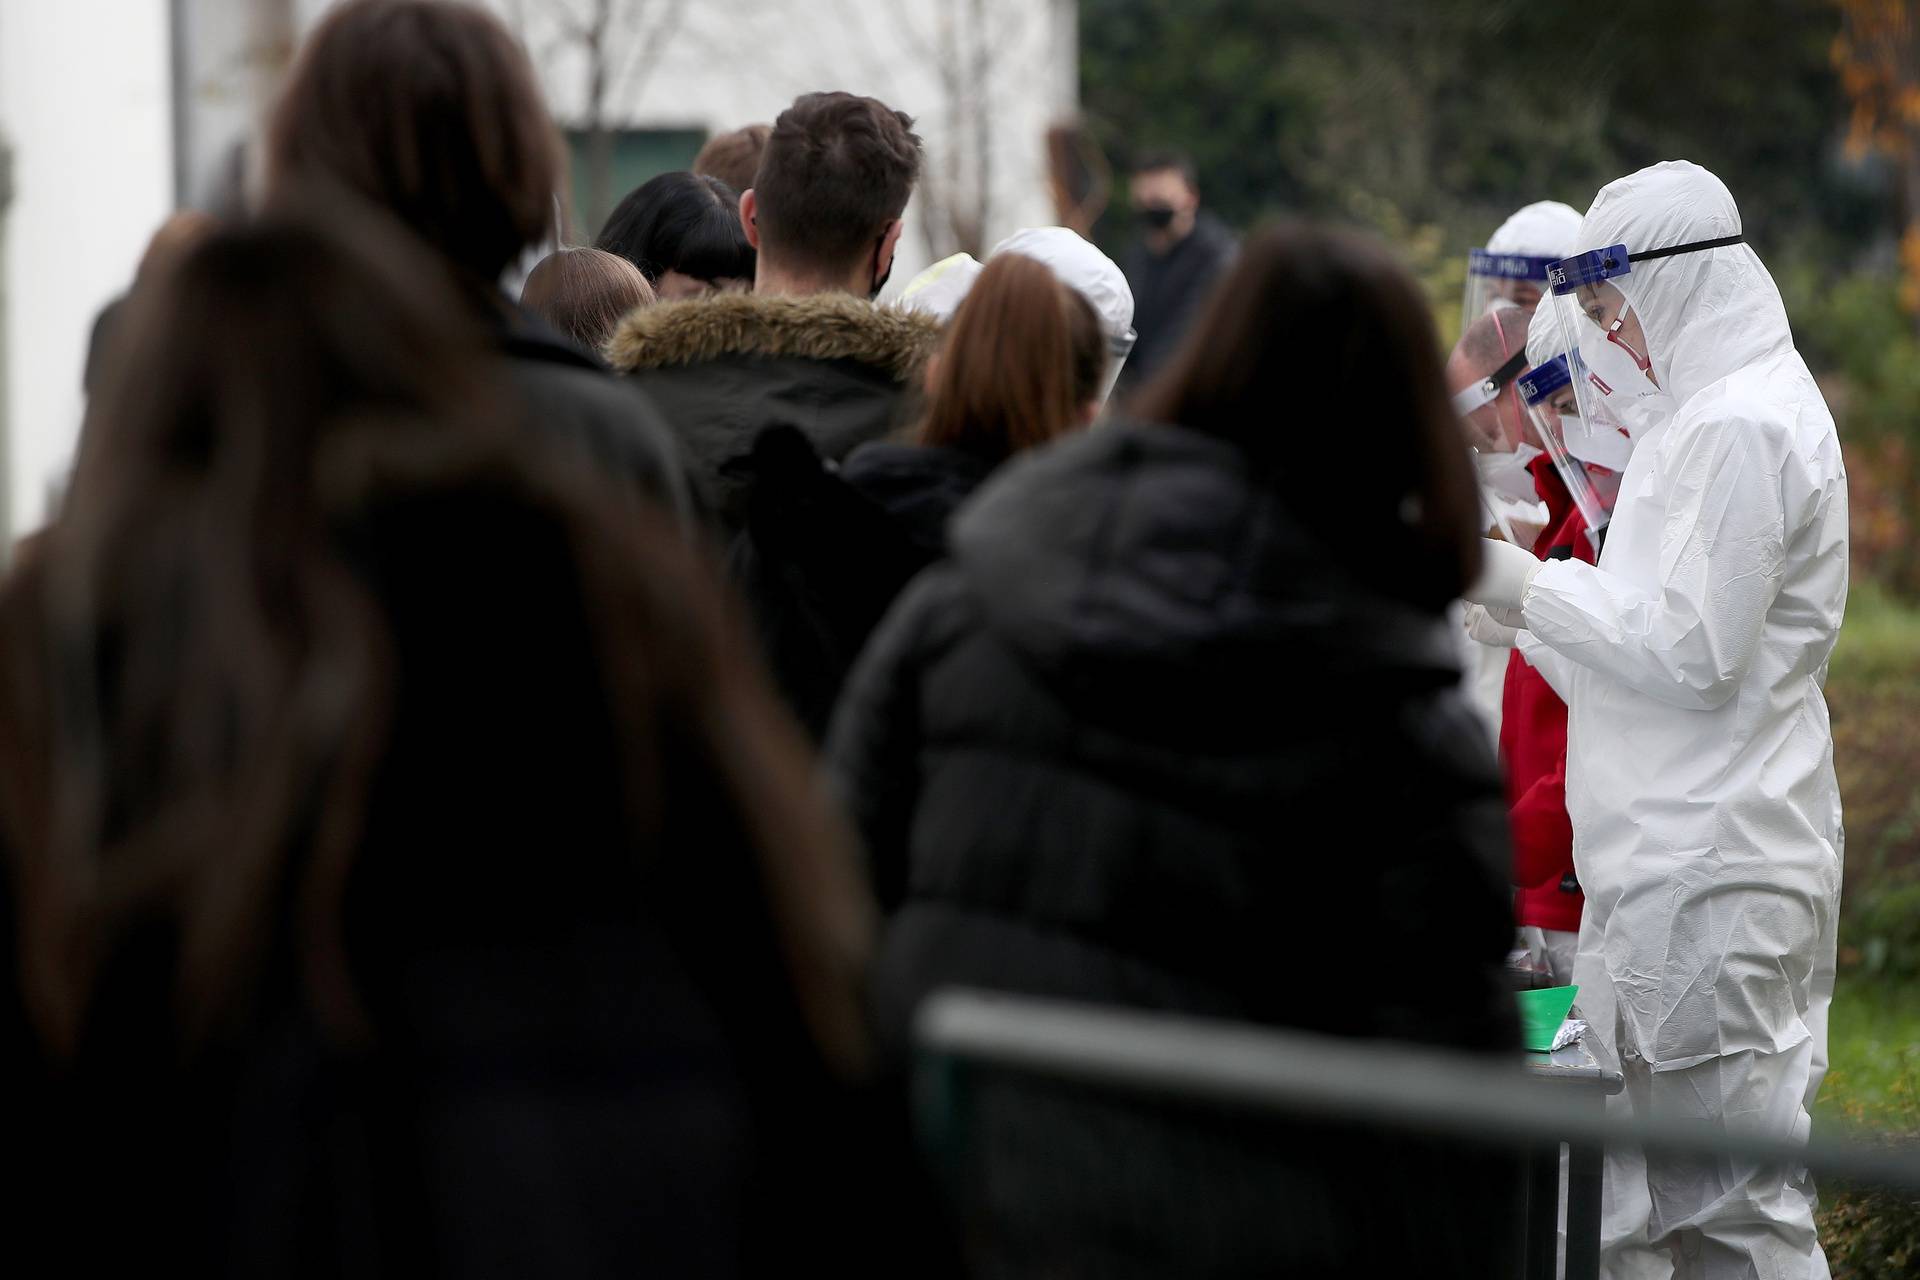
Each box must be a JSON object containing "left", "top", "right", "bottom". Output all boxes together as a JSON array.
[
  {"left": 1819, "top": 574, "right": 1920, "bottom": 1144},
  {"left": 1817, "top": 976, "right": 1920, "bottom": 1132},
  {"left": 1832, "top": 576, "right": 1920, "bottom": 681}
]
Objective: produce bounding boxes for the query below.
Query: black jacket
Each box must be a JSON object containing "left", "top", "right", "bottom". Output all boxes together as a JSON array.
[
  {"left": 494, "top": 305, "right": 700, "bottom": 527},
  {"left": 827, "top": 420, "right": 1516, "bottom": 1052},
  {"left": 839, "top": 440, "right": 997, "bottom": 554},
  {"left": 725, "top": 432, "right": 971, "bottom": 740},
  {"left": 730, "top": 436, "right": 999, "bottom": 739},
  {"left": 605, "top": 292, "right": 942, "bottom": 534},
  {"left": 824, "top": 421, "right": 1520, "bottom": 1276},
  {"left": 1120, "top": 212, "right": 1237, "bottom": 389},
  {"left": 0, "top": 482, "right": 892, "bottom": 1277}
]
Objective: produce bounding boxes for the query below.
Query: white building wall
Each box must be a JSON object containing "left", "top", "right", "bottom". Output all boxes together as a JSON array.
[
  {"left": 475, "top": 0, "right": 1079, "bottom": 285},
  {"left": 0, "top": 0, "right": 174, "bottom": 539},
  {"left": 0, "top": 0, "right": 1075, "bottom": 540}
]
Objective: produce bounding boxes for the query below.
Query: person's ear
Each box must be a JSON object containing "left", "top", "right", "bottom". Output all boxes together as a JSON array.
[
  {"left": 740, "top": 189, "right": 761, "bottom": 250},
  {"left": 877, "top": 218, "right": 905, "bottom": 276}
]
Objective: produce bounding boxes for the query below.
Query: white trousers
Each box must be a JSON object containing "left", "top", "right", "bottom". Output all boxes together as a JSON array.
[{"left": 1587, "top": 967, "right": 1834, "bottom": 1280}]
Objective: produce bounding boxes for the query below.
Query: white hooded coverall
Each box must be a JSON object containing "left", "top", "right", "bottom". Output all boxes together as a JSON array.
[{"left": 1515, "top": 162, "right": 1848, "bottom": 1279}]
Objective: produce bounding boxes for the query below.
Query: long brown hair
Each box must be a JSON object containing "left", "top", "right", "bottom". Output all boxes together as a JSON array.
[
  {"left": 919, "top": 253, "right": 1105, "bottom": 462},
  {"left": 1131, "top": 223, "right": 1483, "bottom": 608},
  {"left": 264, "top": 0, "right": 565, "bottom": 286},
  {"left": 0, "top": 206, "right": 872, "bottom": 1071}
]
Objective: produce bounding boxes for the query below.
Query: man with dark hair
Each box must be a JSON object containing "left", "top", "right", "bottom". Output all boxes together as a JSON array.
[
  {"left": 743, "top": 92, "right": 922, "bottom": 298},
  {"left": 607, "top": 91, "right": 939, "bottom": 531},
  {"left": 692, "top": 122, "right": 770, "bottom": 195},
  {"left": 1120, "top": 149, "right": 1236, "bottom": 390}
]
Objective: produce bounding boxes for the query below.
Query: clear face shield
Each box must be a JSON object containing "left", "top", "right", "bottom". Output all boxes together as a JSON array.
[
  {"left": 1451, "top": 345, "right": 1541, "bottom": 545},
  {"left": 1542, "top": 234, "right": 1742, "bottom": 466},
  {"left": 1460, "top": 249, "right": 1558, "bottom": 338},
  {"left": 1516, "top": 354, "right": 1621, "bottom": 558},
  {"left": 1543, "top": 245, "right": 1660, "bottom": 467}
]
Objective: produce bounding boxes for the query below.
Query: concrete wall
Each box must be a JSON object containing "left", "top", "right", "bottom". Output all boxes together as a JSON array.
[{"left": 0, "top": 1, "right": 173, "bottom": 538}]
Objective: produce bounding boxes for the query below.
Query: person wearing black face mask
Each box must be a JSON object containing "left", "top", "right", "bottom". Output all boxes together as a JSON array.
[{"left": 1120, "top": 149, "right": 1238, "bottom": 392}]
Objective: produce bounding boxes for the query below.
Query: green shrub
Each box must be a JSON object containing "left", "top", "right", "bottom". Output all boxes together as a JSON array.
[
  {"left": 1848, "top": 877, "right": 1920, "bottom": 981},
  {"left": 1822, "top": 1174, "right": 1920, "bottom": 1280}
]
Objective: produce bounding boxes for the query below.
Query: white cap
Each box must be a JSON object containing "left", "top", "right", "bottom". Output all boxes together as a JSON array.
[
  {"left": 990, "top": 226, "right": 1136, "bottom": 354},
  {"left": 1485, "top": 200, "right": 1585, "bottom": 261},
  {"left": 896, "top": 253, "right": 983, "bottom": 323}
]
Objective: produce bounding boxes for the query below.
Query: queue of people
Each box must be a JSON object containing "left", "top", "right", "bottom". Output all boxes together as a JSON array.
[{"left": 1, "top": 1, "right": 1848, "bottom": 1277}]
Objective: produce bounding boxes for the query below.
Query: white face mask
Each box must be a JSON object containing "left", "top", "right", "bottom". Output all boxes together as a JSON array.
[
  {"left": 1565, "top": 329, "right": 1673, "bottom": 469},
  {"left": 1558, "top": 403, "right": 1635, "bottom": 470},
  {"left": 1474, "top": 442, "right": 1544, "bottom": 503}
]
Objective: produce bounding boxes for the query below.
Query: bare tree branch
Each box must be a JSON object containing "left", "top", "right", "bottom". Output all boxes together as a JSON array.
[{"left": 610, "top": 0, "right": 694, "bottom": 114}]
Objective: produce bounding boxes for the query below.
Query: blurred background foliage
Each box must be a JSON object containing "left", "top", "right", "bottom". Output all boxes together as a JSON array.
[{"left": 1079, "top": 4, "right": 1918, "bottom": 1259}]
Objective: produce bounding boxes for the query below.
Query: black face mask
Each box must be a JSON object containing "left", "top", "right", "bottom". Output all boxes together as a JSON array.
[
  {"left": 1138, "top": 204, "right": 1178, "bottom": 231},
  {"left": 869, "top": 237, "right": 894, "bottom": 300}
]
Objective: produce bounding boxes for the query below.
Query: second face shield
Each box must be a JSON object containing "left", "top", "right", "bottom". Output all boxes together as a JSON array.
[
  {"left": 1516, "top": 352, "right": 1624, "bottom": 558},
  {"left": 1460, "top": 248, "right": 1559, "bottom": 339}
]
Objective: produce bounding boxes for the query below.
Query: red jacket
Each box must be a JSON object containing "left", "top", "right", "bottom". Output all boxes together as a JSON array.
[{"left": 1499, "top": 457, "right": 1597, "bottom": 934}]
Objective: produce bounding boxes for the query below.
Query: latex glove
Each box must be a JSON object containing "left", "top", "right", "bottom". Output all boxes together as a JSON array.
[
  {"left": 1465, "top": 537, "right": 1543, "bottom": 611},
  {"left": 1521, "top": 926, "right": 1556, "bottom": 980},
  {"left": 1505, "top": 507, "right": 1548, "bottom": 551},
  {"left": 1464, "top": 603, "right": 1523, "bottom": 647}
]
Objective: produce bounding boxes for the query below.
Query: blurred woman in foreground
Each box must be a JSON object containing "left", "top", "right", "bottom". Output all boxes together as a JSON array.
[{"left": 0, "top": 207, "right": 874, "bottom": 1276}]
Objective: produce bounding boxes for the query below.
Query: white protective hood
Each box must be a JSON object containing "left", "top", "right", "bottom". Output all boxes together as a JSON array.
[
  {"left": 1486, "top": 199, "right": 1584, "bottom": 260},
  {"left": 1573, "top": 161, "right": 1793, "bottom": 405}
]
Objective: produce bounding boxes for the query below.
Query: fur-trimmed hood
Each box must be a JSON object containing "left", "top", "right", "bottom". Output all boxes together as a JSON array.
[{"left": 605, "top": 291, "right": 942, "bottom": 381}]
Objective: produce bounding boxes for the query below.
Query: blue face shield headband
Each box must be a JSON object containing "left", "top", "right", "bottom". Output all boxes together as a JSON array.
[{"left": 1545, "top": 234, "right": 1746, "bottom": 372}]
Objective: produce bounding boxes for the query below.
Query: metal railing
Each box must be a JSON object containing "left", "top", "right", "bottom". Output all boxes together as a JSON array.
[
  {"left": 914, "top": 988, "right": 1920, "bottom": 1279},
  {"left": 915, "top": 989, "right": 1920, "bottom": 1193}
]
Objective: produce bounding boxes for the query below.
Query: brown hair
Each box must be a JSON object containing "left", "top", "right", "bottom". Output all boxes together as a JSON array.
[
  {"left": 0, "top": 207, "right": 871, "bottom": 1073},
  {"left": 919, "top": 254, "right": 1105, "bottom": 462},
  {"left": 520, "top": 247, "right": 655, "bottom": 353},
  {"left": 1131, "top": 223, "right": 1482, "bottom": 609},
  {"left": 264, "top": 0, "right": 564, "bottom": 284},
  {"left": 754, "top": 92, "right": 922, "bottom": 279},
  {"left": 693, "top": 123, "right": 771, "bottom": 194}
]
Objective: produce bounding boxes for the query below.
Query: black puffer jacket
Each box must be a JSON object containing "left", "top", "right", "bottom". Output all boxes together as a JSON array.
[
  {"left": 826, "top": 420, "right": 1517, "bottom": 1057},
  {"left": 494, "top": 305, "right": 701, "bottom": 528},
  {"left": 839, "top": 440, "right": 997, "bottom": 554},
  {"left": 605, "top": 293, "right": 942, "bottom": 534}
]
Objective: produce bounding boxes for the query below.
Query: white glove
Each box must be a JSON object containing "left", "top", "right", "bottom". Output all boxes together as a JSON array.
[
  {"left": 1464, "top": 603, "right": 1523, "bottom": 647},
  {"left": 1465, "top": 537, "right": 1543, "bottom": 611},
  {"left": 1521, "top": 926, "right": 1552, "bottom": 974}
]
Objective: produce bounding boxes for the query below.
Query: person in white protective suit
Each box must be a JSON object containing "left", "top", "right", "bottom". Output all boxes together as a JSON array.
[{"left": 1465, "top": 161, "right": 1848, "bottom": 1279}]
